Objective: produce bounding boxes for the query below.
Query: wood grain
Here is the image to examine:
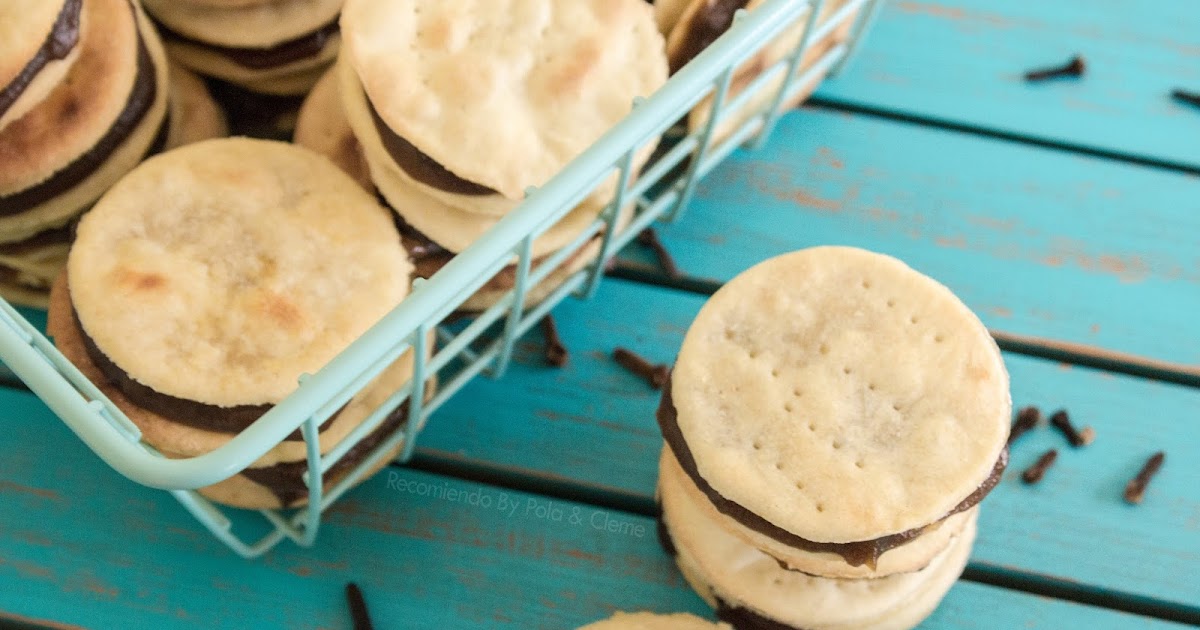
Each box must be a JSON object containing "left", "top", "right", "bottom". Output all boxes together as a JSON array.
[
  {"left": 0, "top": 386, "right": 1192, "bottom": 629},
  {"left": 620, "top": 108, "right": 1200, "bottom": 371},
  {"left": 419, "top": 278, "right": 1200, "bottom": 617},
  {"left": 817, "top": 0, "right": 1200, "bottom": 170}
]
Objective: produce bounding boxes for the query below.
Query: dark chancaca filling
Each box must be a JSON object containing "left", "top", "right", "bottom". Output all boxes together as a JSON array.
[
  {"left": 241, "top": 403, "right": 408, "bottom": 507},
  {"left": 0, "top": 0, "right": 83, "bottom": 118},
  {"left": 656, "top": 377, "right": 1007, "bottom": 568},
  {"left": 367, "top": 100, "right": 498, "bottom": 197},
  {"left": 70, "top": 301, "right": 334, "bottom": 440},
  {"left": 669, "top": 0, "right": 752, "bottom": 74},
  {"left": 0, "top": 15, "right": 161, "bottom": 217},
  {"left": 153, "top": 17, "right": 340, "bottom": 71}
]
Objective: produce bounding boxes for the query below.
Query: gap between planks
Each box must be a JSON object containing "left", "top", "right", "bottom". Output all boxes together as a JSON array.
[
  {"left": 803, "top": 99, "right": 1200, "bottom": 177},
  {"left": 608, "top": 262, "right": 1200, "bottom": 389}
]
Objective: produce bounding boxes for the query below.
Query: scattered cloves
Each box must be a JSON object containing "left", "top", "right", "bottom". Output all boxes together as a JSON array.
[
  {"left": 1008, "top": 406, "right": 1041, "bottom": 446},
  {"left": 1024, "top": 55, "right": 1086, "bottom": 81},
  {"left": 613, "top": 347, "right": 670, "bottom": 389},
  {"left": 1124, "top": 451, "right": 1165, "bottom": 505},
  {"left": 1171, "top": 89, "right": 1200, "bottom": 109},
  {"left": 637, "top": 228, "right": 680, "bottom": 277},
  {"left": 1021, "top": 449, "right": 1058, "bottom": 485},
  {"left": 346, "top": 583, "right": 374, "bottom": 630},
  {"left": 1049, "top": 409, "right": 1094, "bottom": 447},
  {"left": 540, "top": 315, "right": 568, "bottom": 367}
]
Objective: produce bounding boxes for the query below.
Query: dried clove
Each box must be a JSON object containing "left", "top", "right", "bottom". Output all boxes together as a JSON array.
[
  {"left": 346, "top": 583, "right": 375, "bottom": 630},
  {"left": 1171, "top": 89, "right": 1200, "bottom": 109},
  {"left": 613, "top": 347, "right": 670, "bottom": 389},
  {"left": 1123, "top": 451, "right": 1165, "bottom": 505},
  {"left": 637, "top": 228, "right": 681, "bottom": 277},
  {"left": 1008, "top": 406, "right": 1041, "bottom": 446},
  {"left": 1021, "top": 449, "right": 1058, "bottom": 485},
  {"left": 540, "top": 315, "right": 568, "bottom": 367},
  {"left": 1049, "top": 410, "right": 1094, "bottom": 447},
  {"left": 1024, "top": 55, "right": 1086, "bottom": 81}
]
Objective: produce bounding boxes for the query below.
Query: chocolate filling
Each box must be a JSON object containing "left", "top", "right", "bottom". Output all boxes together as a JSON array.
[
  {"left": 153, "top": 17, "right": 339, "bottom": 71},
  {"left": 716, "top": 599, "right": 808, "bottom": 630},
  {"left": 241, "top": 402, "right": 407, "bottom": 507},
  {"left": 367, "top": 100, "right": 497, "bottom": 197},
  {"left": 72, "top": 303, "right": 335, "bottom": 440},
  {"left": 656, "top": 377, "right": 1007, "bottom": 568},
  {"left": 670, "top": 0, "right": 751, "bottom": 74},
  {"left": 0, "top": 17, "right": 160, "bottom": 217},
  {"left": 655, "top": 506, "right": 678, "bottom": 559},
  {"left": 0, "top": 223, "right": 73, "bottom": 257},
  {"left": 0, "top": 0, "right": 83, "bottom": 119},
  {"left": 387, "top": 199, "right": 450, "bottom": 261}
]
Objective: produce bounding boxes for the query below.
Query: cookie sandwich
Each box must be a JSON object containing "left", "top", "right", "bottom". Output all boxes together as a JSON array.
[
  {"left": 143, "top": 0, "right": 342, "bottom": 95},
  {"left": 663, "top": 0, "right": 857, "bottom": 145},
  {"left": 0, "top": 0, "right": 170, "bottom": 307},
  {"left": 339, "top": 0, "right": 667, "bottom": 219},
  {"left": 47, "top": 138, "right": 418, "bottom": 509},
  {"left": 0, "top": 0, "right": 84, "bottom": 132},
  {"left": 657, "top": 247, "right": 1008, "bottom": 602},
  {"left": 659, "top": 447, "right": 976, "bottom": 629},
  {"left": 163, "top": 64, "right": 228, "bottom": 150}
]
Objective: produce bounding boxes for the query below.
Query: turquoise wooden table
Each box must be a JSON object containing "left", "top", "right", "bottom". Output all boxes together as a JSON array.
[{"left": 2, "top": 0, "right": 1198, "bottom": 627}]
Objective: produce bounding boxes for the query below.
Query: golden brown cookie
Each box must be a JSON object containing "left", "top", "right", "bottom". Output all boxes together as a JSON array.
[{"left": 165, "top": 64, "right": 228, "bottom": 150}]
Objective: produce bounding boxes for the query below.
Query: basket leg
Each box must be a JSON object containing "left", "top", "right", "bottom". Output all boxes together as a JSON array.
[
  {"left": 490, "top": 235, "right": 534, "bottom": 378},
  {"left": 398, "top": 323, "right": 429, "bottom": 463},
  {"left": 752, "top": 0, "right": 824, "bottom": 150},
  {"left": 829, "top": 0, "right": 883, "bottom": 77},
  {"left": 665, "top": 60, "right": 738, "bottom": 224}
]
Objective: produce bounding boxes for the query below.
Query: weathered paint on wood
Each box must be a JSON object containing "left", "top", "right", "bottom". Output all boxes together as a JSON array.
[
  {"left": 818, "top": 0, "right": 1200, "bottom": 170},
  {"left": 421, "top": 278, "right": 1200, "bottom": 616},
  {"left": 620, "top": 108, "right": 1200, "bottom": 371},
  {"left": 0, "top": 387, "right": 1192, "bottom": 629}
]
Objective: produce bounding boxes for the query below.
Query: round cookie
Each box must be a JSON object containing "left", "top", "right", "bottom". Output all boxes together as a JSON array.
[
  {"left": 577, "top": 611, "right": 728, "bottom": 630},
  {"left": 338, "top": 61, "right": 611, "bottom": 258},
  {"left": 660, "top": 448, "right": 974, "bottom": 579},
  {"left": 340, "top": 0, "right": 667, "bottom": 215},
  {"left": 144, "top": 0, "right": 342, "bottom": 48},
  {"left": 165, "top": 65, "right": 228, "bottom": 150},
  {"left": 68, "top": 138, "right": 412, "bottom": 409},
  {"left": 660, "top": 457, "right": 976, "bottom": 630},
  {"left": 669, "top": 247, "right": 1010, "bottom": 545},
  {"left": 0, "top": 0, "right": 84, "bottom": 132},
  {"left": 0, "top": 0, "right": 170, "bottom": 243},
  {"left": 46, "top": 272, "right": 420, "bottom": 468}
]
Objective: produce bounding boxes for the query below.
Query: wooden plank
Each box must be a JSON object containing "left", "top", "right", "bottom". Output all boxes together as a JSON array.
[
  {"left": 622, "top": 107, "right": 1200, "bottom": 373},
  {"left": 0, "top": 388, "right": 1191, "bottom": 629},
  {"left": 419, "top": 278, "right": 1200, "bottom": 617},
  {"left": 818, "top": 0, "right": 1200, "bottom": 170}
]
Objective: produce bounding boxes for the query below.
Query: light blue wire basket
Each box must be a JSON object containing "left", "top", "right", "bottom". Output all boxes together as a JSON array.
[{"left": 0, "top": 0, "right": 881, "bottom": 558}]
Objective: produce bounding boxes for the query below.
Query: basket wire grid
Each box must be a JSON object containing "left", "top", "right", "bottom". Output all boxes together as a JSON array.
[{"left": 0, "top": 0, "right": 881, "bottom": 558}]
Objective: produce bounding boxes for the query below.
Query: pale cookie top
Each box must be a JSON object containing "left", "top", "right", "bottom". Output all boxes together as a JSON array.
[
  {"left": 68, "top": 138, "right": 412, "bottom": 407},
  {"left": 660, "top": 455, "right": 977, "bottom": 628},
  {"left": 144, "top": 0, "right": 342, "bottom": 48},
  {"left": 0, "top": 1, "right": 69, "bottom": 89},
  {"left": 672, "top": 246, "right": 1009, "bottom": 542},
  {"left": 577, "top": 611, "right": 728, "bottom": 630},
  {"left": 0, "top": 0, "right": 138, "bottom": 194},
  {"left": 341, "top": 0, "right": 667, "bottom": 200}
]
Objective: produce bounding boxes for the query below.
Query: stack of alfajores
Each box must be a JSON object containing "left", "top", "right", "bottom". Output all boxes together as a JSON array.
[
  {"left": 46, "top": 138, "right": 418, "bottom": 509},
  {"left": 142, "top": 0, "right": 342, "bottom": 96},
  {"left": 0, "top": 0, "right": 227, "bottom": 308},
  {"left": 655, "top": 246, "right": 1011, "bottom": 629},
  {"left": 294, "top": 0, "right": 668, "bottom": 311}
]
